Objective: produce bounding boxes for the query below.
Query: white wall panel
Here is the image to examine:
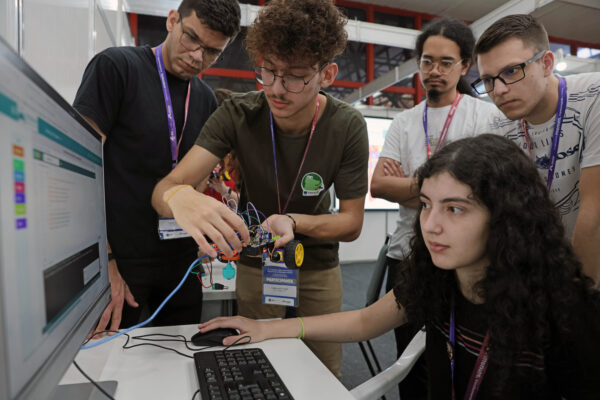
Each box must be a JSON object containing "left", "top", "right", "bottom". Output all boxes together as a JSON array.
[
  {"left": 339, "top": 211, "right": 390, "bottom": 263},
  {"left": 21, "top": 0, "right": 90, "bottom": 103},
  {"left": 0, "top": 0, "right": 20, "bottom": 51}
]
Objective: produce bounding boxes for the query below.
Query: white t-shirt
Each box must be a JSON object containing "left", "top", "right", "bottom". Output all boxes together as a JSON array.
[
  {"left": 380, "top": 94, "right": 499, "bottom": 260},
  {"left": 490, "top": 72, "right": 600, "bottom": 240}
]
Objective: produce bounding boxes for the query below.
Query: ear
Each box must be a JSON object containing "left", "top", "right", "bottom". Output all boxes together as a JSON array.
[
  {"left": 166, "top": 9, "right": 179, "bottom": 33},
  {"left": 541, "top": 50, "right": 555, "bottom": 77},
  {"left": 460, "top": 59, "right": 472, "bottom": 76},
  {"left": 319, "top": 63, "right": 338, "bottom": 88}
]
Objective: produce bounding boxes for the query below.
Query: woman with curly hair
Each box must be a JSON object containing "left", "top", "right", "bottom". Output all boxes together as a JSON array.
[{"left": 198, "top": 134, "right": 600, "bottom": 398}]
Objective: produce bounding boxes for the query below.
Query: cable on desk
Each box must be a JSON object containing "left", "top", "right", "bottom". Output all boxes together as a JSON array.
[
  {"left": 72, "top": 360, "right": 116, "bottom": 400},
  {"left": 192, "top": 389, "right": 201, "bottom": 400},
  {"left": 80, "top": 255, "right": 212, "bottom": 350}
]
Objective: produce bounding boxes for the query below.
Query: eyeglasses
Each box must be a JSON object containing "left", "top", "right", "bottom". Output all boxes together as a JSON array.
[
  {"left": 419, "top": 58, "right": 463, "bottom": 75},
  {"left": 254, "top": 64, "right": 327, "bottom": 94},
  {"left": 178, "top": 18, "right": 223, "bottom": 60},
  {"left": 471, "top": 50, "right": 546, "bottom": 94}
]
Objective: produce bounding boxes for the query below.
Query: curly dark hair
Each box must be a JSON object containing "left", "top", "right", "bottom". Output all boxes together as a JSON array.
[
  {"left": 246, "top": 0, "right": 348, "bottom": 66},
  {"left": 178, "top": 0, "right": 241, "bottom": 39},
  {"left": 414, "top": 17, "right": 475, "bottom": 96},
  {"left": 395, "top": 134, "right": 600, "bottom": 392}
]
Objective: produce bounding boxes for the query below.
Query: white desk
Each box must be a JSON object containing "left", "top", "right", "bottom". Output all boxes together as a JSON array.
[{"left": 60, "top": 324, "right": 354, "bottom": 400}]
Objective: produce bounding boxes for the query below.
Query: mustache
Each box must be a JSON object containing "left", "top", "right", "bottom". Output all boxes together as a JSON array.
[{"left": 424, "top": 78, "right": 447, "bottom": 85}]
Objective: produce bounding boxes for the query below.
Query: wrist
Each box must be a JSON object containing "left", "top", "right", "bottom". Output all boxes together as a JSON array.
[
  {"left": 164, "top": 184, "right": 192, "bottom": 206},
  {"left": 285, "top": 214, "right": 297, "bottom": 232}
]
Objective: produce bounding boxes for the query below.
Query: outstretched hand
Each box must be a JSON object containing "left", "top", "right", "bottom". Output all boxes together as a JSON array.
[
  {"left": 198, "top": 316, "right": 268, "bottom": 347},
  {"left": 167, "top": 185, "right": 249, "bottom": 258}
]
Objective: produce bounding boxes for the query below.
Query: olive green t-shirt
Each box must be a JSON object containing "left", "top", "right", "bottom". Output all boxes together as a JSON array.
[{"left": 195, "top": 91, "right": 368, "bottom": 269}]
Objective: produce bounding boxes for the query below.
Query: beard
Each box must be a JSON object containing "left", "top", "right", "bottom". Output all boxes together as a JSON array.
[{"left": 427, "top": 89, "right": 441, "bottom": 104}]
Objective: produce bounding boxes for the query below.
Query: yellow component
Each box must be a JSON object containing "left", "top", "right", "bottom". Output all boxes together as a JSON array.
[{"left": 294, "top": 243, "right": 304, "bottom": 267}]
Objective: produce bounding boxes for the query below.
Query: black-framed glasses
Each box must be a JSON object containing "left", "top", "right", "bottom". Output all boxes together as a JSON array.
[
  {"left": 254, "top": 64, "right": 328, "bottom": 94},
  {"left": 178, "top": 18, "right": 223, "bottom": 60},
  {"left": 471, "top": 50, "right": 546, "bottom": 94},
  {"left": 419, "top": 58, "right": 463, "bottom": 75}
]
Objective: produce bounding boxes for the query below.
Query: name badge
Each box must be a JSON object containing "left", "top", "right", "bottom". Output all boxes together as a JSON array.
[
  {"left": 158, "top": 217, "right": 190, "bottom": 240},
  {"left": 262, "top": 264, "right": 298, "bottom": 307}
]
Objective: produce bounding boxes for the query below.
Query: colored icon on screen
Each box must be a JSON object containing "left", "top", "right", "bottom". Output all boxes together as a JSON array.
[{"left": 15, "top": 218, "right": 27, "bottom": 229}]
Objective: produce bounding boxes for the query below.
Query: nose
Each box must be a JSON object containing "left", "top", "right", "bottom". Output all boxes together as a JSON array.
[
  {"left": 429, "top": 63, "right": 442, "bottom": 76},
  {"left": 492, "top": 78, "right": 509, "bottom": 97},
  {"left": 189, "top": 47, "right": 204, "bottom": 64},
  {"left": 270, "top": 75, "right": 287, "bottom": 96},
  {"left": 420, "top": 207, "right": 442, "bottom": 235}
]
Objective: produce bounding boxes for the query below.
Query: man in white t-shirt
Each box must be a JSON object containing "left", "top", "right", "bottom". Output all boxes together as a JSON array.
[
  {"left": 474, "top": 14, "right": 600, "bottom": 284},
  {"left": 370, "top": 17, "right": 497, "bottom": 399}
]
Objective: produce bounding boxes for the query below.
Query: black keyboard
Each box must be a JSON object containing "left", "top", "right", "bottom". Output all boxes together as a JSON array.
[{"left": 194, "top": 348, "right": 294, "bottom": 400}]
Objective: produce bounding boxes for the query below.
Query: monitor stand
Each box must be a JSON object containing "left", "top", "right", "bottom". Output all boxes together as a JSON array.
[{"left": 50, "top": 381, "right": 118, "bottom": 400}]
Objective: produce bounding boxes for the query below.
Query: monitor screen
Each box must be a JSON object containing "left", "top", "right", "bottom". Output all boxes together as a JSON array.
[
  {"left": 364, "top": 116, "right": 399, "bottom": 211},
  {"left": 0, "top": 38, "right": 110, "bottom": 399}
]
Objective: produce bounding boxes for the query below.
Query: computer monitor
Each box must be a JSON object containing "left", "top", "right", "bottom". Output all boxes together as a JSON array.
[{"left": 0, "top": 37, "right": 111, "bottom": 399}]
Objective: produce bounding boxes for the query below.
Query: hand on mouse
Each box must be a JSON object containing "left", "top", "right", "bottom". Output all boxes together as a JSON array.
[{"left": 198, "top": 316, "right": 267, "bottom": 346}]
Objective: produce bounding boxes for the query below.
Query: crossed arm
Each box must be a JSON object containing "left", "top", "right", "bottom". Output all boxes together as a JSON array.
[{"left": 370, "top": 157, "right": 419, "bottom": 209}]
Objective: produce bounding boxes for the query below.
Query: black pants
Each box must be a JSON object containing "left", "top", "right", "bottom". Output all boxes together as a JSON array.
[
  {"left": 386, "top": 256, "right": 428, "bottom": 400},
  {"left": 117, "top": 252, "right": 203, "bottom": 328}
]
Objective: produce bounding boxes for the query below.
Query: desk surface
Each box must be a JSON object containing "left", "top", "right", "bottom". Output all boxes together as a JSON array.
[{"left": 61, "top": 324, "right": 354, "bottom": 400}]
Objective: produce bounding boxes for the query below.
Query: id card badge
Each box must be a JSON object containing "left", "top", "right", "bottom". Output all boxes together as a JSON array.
[
  {"left": 262, "top": 263, "right": 298, "bottom": 307},
  {"left": 158, "top": 217, "right": 191, "bottom": 240}
]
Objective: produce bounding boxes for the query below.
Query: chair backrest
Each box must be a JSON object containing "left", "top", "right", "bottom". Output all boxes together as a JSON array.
[
  {"left": 364, "top": 234, "right": 391, "bottom": 307},
  {"left": 350, "top": 329, "right": 426, "bottom": 400}
]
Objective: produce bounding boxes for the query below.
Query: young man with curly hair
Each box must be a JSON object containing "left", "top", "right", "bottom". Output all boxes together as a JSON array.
[
  {"left": 474, "top": 14, "right": 600, "bottom": 284},
  {"left": 152, "top": 0, "right": 368, "bottom": 377},
  {"left": 73, "top": 0, "right": 241, "bottom": 335}
]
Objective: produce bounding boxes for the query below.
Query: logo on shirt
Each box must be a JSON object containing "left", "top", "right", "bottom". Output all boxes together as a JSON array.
[{"left": 301, "top": 172, "right": 324, "bottom": 196}]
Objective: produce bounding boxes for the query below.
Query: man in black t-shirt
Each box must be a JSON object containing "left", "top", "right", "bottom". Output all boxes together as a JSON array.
[{"left": 73, "top": 0, "right": 241, "bottom": 335}]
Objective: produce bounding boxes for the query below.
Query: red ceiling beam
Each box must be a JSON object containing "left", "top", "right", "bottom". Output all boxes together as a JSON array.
[
  {"left": 335, "top": 0, "right": 437, "bottom": 20},
  {"left": 201, "top": 68, "right": 255, "bottom": 79},
  {"left": 128, "top": 13, "right": 138, "bottom": 46}
]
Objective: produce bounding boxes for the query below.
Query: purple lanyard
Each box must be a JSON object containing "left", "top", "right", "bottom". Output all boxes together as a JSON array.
[
  {"left": 155, "top": 44, "right": 191, "bottom": 168},
  {"left": 422, "top": 92, "right": 462, "bottom": 159},
  {"left": 269, "top": 96, "right": 320, "bottom": 215},
  {"left": 449, "top": 295, "right": 490, "bottom": 400},
  {"left": 521, "top": 76, "right": 567, "bottom": 190}
]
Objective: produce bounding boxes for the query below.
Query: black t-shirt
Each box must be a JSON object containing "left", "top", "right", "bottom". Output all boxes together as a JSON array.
[
  {"left": 423, "top": 290, "right": 600, "bottom": 399},
  {"left": 73, "top": 45, "right": 217, "bottom": 264}
]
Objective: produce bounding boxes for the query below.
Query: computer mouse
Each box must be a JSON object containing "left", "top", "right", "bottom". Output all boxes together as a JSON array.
[{"left": 190, "top": 328, "right": 238, "bottom": 346}]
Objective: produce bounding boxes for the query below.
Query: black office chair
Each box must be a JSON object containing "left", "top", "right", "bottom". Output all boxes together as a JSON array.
[{"left": 357, "top": 235, "right": 391, "bottom": 380}]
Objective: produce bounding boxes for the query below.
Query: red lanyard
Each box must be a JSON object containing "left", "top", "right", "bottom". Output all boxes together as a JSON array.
[
  {"left": 423, "top": 92, "right": 462, "bottom": 159},
  {"left": 449, "top": 295, "right": 490, "bottom": 400},
  {"left": 269, "top": 96, "right": 320, "bottom": 214}
]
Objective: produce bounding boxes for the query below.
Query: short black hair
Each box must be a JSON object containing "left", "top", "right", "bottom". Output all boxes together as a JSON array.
[
  {"left": 178, "top": 0, "right": 241, "bottom": 39},
  {"left": 474, "top": 14, "right": 549, "bottom": 56}
]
